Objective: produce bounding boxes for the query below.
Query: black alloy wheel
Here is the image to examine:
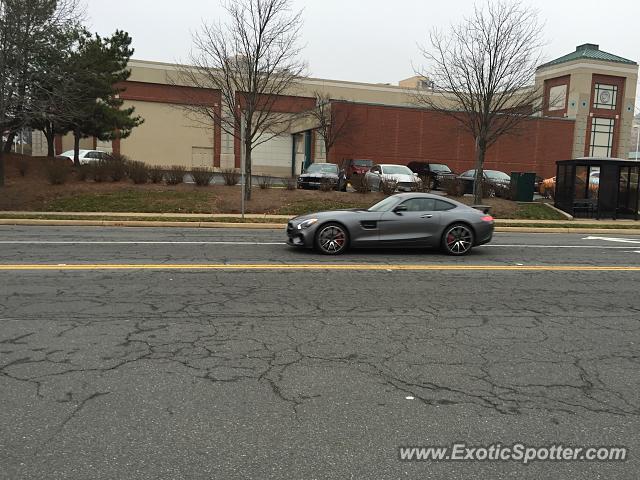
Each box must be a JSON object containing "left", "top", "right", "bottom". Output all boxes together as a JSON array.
[
  {"left": 315, "top": 223, "right": 349, "bottom": 255},
  {"left": 442, "top": 223, "right": 474, "bottom": 256}
]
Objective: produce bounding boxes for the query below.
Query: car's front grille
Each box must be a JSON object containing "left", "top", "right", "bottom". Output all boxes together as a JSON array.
[{"left": 286, "top": 222, "right": 294, "bottom": 234}]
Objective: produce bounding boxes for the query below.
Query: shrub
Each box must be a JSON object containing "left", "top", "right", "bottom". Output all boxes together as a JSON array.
[
  {"left": 380, "top": 176, "right": 398, "bottom": 195},
  {"left": 441, "top": 177, "right": 464, "bottom": 197},
  {"left": 17, "top": 158, "right": 29, "bottom": 177},
  {"left": 191, "top": 167, "right": 215, "bottom": 186},
  {"left": 45, "top": 160, "right": 71, "bottom": 185},
  {"left": 492, "top": 182, "right": 514, "bottom": 200},
  {"left": 417, "top": 174, "right": 432, "bottom": 192},
  {"left": 91, "top": 160, "right": 110, "bottom": 183},
  {"left": 76, "top": 164, "right": 92, "bottom": 181},
  {"left": 165, "top": 165, "right": 186, "bottom": 185},
  {"left": 350, "top": 175, "right": 371, "bottom": 194},
  {"left": 221, "top": 168, "right": 240, "bottom": 186},
  {"left": 258, "top": 176, "right": 273, "bottom": 190},
  {"left": 104, "top": 153, "right": 128, "bottom": 182},
  {"left": 149, "top": 165, "right": 164, "bottom": 184},
  {"left": 286, "top": 177, "right": 297, "bottom": 190},
  {"left": 319, "top": 177, "right": 336, "bottom": 192},
  {"left": 128, "top": 161, "right": 150, "bottom": 184}
]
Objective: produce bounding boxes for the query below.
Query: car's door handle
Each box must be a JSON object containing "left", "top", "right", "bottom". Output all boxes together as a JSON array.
[{"left": 420, "top": 214, "right": 433, "bottom": 219}]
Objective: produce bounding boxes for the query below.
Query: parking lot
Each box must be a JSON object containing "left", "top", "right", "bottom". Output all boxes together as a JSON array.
[{"left": 1, "top": 226, "right": 639, "bottom": 479}]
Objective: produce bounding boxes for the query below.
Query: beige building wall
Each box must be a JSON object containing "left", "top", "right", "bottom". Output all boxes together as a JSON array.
[
  {"left": 119, "top": 100, "right": 215, "bottom": 168},
  {"left": 59, "top": 135, "right": 93, "bottom": 153}
]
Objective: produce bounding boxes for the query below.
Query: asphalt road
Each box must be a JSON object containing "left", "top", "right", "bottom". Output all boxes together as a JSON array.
[{"left": 1, "top": 226, "right": 639, "bottom": 479}]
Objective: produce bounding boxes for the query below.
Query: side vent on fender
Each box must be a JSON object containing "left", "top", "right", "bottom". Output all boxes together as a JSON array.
[{"left": 360, "top": 221, "right": 378, "bottom": 230}]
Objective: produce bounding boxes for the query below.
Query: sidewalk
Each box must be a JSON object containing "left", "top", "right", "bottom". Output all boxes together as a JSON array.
[{"left": 1, "top": 211, "right": 640, "bottom": 234}]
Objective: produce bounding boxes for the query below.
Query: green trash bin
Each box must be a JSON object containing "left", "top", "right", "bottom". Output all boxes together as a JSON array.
[{"left": 510, "top": 172, "right": 536, "bottom": 202}]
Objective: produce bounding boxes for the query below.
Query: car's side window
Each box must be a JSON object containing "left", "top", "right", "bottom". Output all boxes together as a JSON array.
[
  {"left": 85, "top": 152, "right": 97, "bottom": 159},
  {"left": 434, "top": 200, "right": 456, "bottom": 211},
  {"left": 401, "top": 198, "right": 436, "bottom": 212}
]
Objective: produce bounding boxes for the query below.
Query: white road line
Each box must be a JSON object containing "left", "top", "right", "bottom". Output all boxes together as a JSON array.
[
  {"left": 583, "top": 236, "right": 640, "bottom": 245},
  {"left": 0, "top": 241, "right": 285, "bottom": 245},
  {"left": 484, "top": 244, "right": 631, "bottom": 249},
  {"left": 0, "top": 241, "right": 633, "bottom": 249}
]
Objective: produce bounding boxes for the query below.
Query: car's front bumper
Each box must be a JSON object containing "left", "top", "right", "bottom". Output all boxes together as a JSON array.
[{"left": 286, "top": 221, "right": 316, "bottom": 248}]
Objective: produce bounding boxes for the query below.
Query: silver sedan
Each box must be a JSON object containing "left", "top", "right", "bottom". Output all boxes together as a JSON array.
[{"left": 286, "top": 193, "right": 494, "bottom": 255}]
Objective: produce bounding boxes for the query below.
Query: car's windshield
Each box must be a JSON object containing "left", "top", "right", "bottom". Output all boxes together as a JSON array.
[
  {"left": 429, "top": 164, "right": 451, "bottom": 173},
  {"left": 306, "top": 164, "right": 337, "bottom": 174},
  {"left": 382, "top": 165, "right": 413, "bottom": 175},
  {"left": 353, "top": 160, "right": 372, "bottom": 167},
  {"left": 485, "top": 171, "right": 510, "bottom": 181},
  {"left": 367, "top": 196, "right": 399, "bottom": 212}
]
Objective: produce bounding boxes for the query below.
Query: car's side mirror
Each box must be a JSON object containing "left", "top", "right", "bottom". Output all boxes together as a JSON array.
[
  {"left": 393, "top": 205, "right": 407, "bottom": 214},
  {"left": 413, "top": 172, "right": 419, "bottom": 177}
]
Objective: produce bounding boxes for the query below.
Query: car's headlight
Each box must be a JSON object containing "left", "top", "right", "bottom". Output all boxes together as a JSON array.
[{"left": 297, "top": 218, "right": 318, "bottom": 230}]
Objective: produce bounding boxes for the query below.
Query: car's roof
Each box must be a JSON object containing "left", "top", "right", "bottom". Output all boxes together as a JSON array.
[
  {"left": 391, "top": 192, "right": 468, "bottom": 209},
  {"left": 379, "top": 164, "right": 411, "bottom": 167},
  {"left": 60, "top": 149, "right": 98, "bottom": 156}
]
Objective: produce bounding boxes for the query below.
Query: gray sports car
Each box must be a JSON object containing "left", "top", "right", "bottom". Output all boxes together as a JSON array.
[{"left": 286, "top": 193, "right": 494, "bottom": 255}]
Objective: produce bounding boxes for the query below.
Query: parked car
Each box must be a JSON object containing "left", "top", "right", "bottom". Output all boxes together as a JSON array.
[
  {"left": 59, "top": 149, "right": 110, "bottom": 164},
  {"left": 342, "top": 159, "right": 373, "bottom": 178},
  {"left": 406, "top": 162, "right": 456, "bottom": 190},
  {"left": 457, "top": 169, "right": 511, "bottom": 197},
  {"left": 364, "top": 164, "right": 422, "bottom": 192},
  {"left": 286, "top": 192, "right": 494, "bottom": 256},
  {"left": 297, "top": 163, "right": 347, "bottom": 191}
]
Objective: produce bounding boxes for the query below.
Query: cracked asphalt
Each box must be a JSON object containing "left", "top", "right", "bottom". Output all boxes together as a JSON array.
[{"left": 1, "top": 226, "right": 639, "bottom": 479}]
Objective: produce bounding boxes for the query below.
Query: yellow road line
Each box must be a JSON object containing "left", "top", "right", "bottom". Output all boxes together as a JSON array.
[{"left": 0, "top": 264, "right": 639, "bottom": 272}]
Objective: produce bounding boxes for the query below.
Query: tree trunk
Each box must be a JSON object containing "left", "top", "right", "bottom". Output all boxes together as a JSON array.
[
  {"left": 73, "top": 129, "right": 81, "bottom": 166},
  {"left": 0, "top": 147, "right": 5, "bottom": 187},
  {"left": 244, "top": 138, "right": 252, "bottom": 201},
  {"left": 45, "top": 133, "right": 55, "bottom": 157},
  {"left": 44, "top": 124, "right": 55, "bottom": 157},
  {"left": 473, "top": 138, "right": 486, "bottom": 205},
  {"left": 3, "top": 131, "right": 16, "bottom": 153}
]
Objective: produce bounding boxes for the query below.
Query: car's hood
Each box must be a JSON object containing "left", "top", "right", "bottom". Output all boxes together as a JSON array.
[
  {"left": 299, "top": 171, "right": 338, "bottom": 179},
  {"left": 383, "top": 173, "right": 418, "bottom": 182}
]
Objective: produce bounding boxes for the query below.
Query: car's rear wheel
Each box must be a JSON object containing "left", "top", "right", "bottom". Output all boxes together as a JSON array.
[
  {"left": 442, "top": 223, "right": 474, "bottom": 256},
  {"left": 315, "top": 223, "right": 349, "bottom": 255}
]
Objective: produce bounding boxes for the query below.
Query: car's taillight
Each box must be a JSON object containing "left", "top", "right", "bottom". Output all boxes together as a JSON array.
[{"left": 481, "top": 215, "right": 494, "bottom": 222}]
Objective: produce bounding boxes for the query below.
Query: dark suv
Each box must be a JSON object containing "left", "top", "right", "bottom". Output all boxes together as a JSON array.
[
  {"left": 341, "top": 159, "right": 373, "bottom": 178},
  {"left": 406, "top": 162, "right": 456, "bottom": 190}
]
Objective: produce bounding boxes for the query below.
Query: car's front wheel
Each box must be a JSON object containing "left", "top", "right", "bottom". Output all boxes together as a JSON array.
[
  {"left": 442, "top": 223, "right": 474, "bottom": 256},
  {"left": 315, "top": 223, "right": 349, "bottom": 255}
]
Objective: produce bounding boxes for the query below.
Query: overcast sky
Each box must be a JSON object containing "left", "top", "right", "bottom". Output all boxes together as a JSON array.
[{"left": 85, "top": 0, "right": 639, "bottom": 106}]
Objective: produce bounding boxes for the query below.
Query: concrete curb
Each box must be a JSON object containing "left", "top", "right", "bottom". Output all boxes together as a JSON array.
[
  {"left": 2, "top": 218, "right": 640, "bottom": 235},
  {"left": 0, "top": 219, "right": 288, "bottom": 229}
]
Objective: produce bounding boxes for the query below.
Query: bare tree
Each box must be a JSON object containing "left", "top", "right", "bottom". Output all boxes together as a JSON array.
[
  {"left": 307, "top": 92, "right": 355, "bottom": 164},
  {"left": 177, "top": 0, "right": 307, "bottom": 200},
  {"left": 0, "top": 0, "right": 82, "bottom": 185},
  {"left": 415, "top": 1, "right": 544, "bottom": 203}
]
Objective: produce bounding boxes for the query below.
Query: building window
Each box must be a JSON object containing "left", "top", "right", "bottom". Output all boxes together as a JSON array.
[
  {"left": 593, "top": 83, "right": 618, "bottom": 110},
  {"left": 589, "top": 118, "right": 615, "bottom": 157},
  {"left": 548, "top": 84, "right": 567, "bottom": 111}
]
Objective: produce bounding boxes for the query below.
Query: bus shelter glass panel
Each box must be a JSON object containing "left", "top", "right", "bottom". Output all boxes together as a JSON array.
[
  {"left": 574, "top": 166, "right": 588, "bottom": 200},
  {"left": 618, "top": 166, "right": 640, "bottom": 215},
  {"left": 588, "top": 166, "right": 600, "bottom": 201}
]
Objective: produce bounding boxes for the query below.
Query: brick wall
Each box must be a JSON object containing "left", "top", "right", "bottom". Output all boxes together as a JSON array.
[{"left": 329, "top": 102, "right": 575, "bottom": 178}]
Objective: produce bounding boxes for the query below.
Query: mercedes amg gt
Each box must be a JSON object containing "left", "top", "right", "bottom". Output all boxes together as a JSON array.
[{"left": 286, "top": 193, "right": 494, "bottom": 255}]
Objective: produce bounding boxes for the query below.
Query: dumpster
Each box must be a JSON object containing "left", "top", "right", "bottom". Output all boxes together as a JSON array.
[{"left": 510, "top": 172, "right": 536, "bottom": 202}]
